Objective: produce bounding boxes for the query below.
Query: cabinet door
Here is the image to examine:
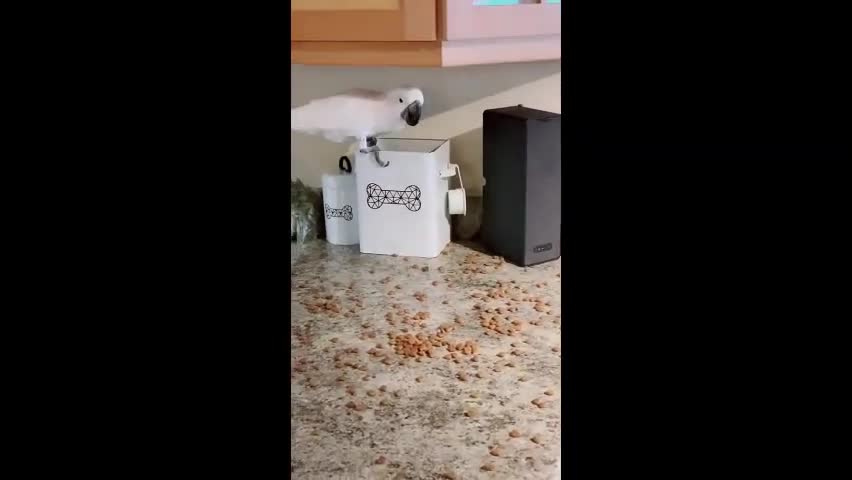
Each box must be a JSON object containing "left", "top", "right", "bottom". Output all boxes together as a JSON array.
[
  {"left": 442, "top": 0, "right": 560, "bottom": 40},
  {"left": 292, "top": 0, "right": 436, "bottom": 41}
]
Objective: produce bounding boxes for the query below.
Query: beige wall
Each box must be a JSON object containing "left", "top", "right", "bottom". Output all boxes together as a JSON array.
[{"left": 291, "top": 61, "right": 561, "bottom": 195}]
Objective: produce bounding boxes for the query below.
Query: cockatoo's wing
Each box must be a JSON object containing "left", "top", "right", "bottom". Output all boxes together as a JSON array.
[
  {"left": 322, "top": 131, "right": 352, "bottom": 143},
  {"left": 340, "top": 89, "right": 386, "bottom": 101},
  {"left": 291, "top": 90, "right": 387, "bottom": 139}
]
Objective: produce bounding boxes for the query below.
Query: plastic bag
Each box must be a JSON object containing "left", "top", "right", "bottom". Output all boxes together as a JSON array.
[{"left": 291, "top": 179, "right": 324, "bottom": 244}]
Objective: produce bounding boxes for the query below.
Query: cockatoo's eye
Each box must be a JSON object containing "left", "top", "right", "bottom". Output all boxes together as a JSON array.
[{"left": 399, "top": 98, "right": 403, "bottom": 103}]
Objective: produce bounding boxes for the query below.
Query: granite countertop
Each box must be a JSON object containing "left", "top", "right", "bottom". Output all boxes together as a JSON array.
[{"left": 291, "top": 241, "right": 561, "bottom": 479}]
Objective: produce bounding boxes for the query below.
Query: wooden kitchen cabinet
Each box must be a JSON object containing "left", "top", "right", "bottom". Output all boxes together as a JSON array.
[
  {"left": 291, "top": 0, "right": 436, "bottom": 42},
  {"left": 291, "top": 0, "right": 561, "bottom": 67}
]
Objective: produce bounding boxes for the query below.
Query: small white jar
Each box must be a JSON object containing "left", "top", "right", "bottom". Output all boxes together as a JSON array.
[{"left": 322, "top": 156, "right": 359, "bottom": 246}]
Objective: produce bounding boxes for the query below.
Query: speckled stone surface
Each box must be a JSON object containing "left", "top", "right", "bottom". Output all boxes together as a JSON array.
[{"left": 291, "top": 241, "right": 561, "bottom": 480}]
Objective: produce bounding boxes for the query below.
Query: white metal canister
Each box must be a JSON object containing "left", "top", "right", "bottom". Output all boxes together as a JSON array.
[
  {"left": 354, "top": 138, "right": 465, "bottom": 258},
  {"left": 322, "top": 156, "right": 359, "bottom": 246}
]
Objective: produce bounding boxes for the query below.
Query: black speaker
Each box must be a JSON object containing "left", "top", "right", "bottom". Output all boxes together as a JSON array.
[{"left": 481, "top": 105, "right": 561, "bottom": 267}]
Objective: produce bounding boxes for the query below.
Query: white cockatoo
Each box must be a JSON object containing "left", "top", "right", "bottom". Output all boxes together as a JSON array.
[{"left": 291, "top": 86, "right": 424, "bottom": 166}]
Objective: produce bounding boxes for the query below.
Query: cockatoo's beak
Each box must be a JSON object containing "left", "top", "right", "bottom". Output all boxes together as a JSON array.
[{"left": 402, "top": 100, "right": 422, "bottom": 126}]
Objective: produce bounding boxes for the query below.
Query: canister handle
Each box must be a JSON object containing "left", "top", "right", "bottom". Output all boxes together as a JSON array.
[
  {"left": 339, "top": 156, "right": 352, "bottom": 174},
  {"left": 441, "top": 163, "right": 467, "bottom": 215},
  {"left": 440, "top": 163, "right": 464, "bottom": 191}
]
